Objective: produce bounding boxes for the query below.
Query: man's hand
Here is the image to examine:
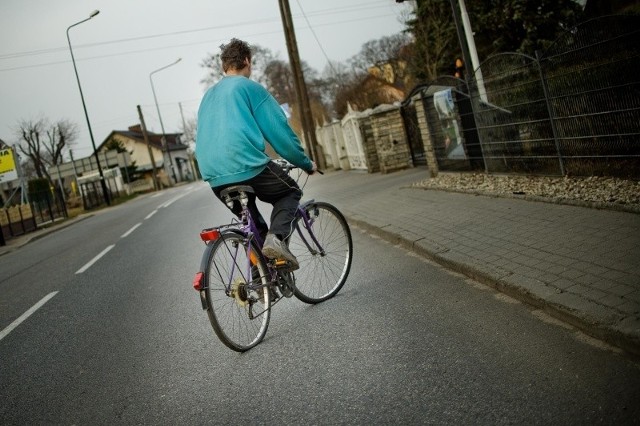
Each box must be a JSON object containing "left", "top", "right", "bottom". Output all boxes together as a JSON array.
[{"left": 307, "top": 161, "right": 318, "bottom": 175}]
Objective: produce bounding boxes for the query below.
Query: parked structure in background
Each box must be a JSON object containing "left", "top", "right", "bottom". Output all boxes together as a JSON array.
[
  {"left": 316, "top": 15, "right": 639, "bottom": 180},
  {"left": 98, "top": 125, "right": 193, "bottom": 190}
]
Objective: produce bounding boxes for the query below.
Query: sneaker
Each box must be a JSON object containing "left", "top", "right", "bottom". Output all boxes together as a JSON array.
[{"left": 262, "top": 233, "right": 299, "bottom": 271}]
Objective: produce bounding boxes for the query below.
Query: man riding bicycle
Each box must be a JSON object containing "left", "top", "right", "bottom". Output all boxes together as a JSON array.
[{"left": 195, "top": 38, "right": 317, "bottom": 271}]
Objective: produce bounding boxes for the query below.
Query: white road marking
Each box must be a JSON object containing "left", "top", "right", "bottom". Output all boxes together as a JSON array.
[
  {"left": 0, "top": 292, "right": 59, "bottom": 342},
  {"left": 75, "top": 245, "right": 115, "bottom": 274},
  {"left": 121, "top": 223, "right": 142, "bottom": 238},
  {"left": 145, "top": 210, "right": 157, "bottom": 220},
  {"left": 158, "top": 187, "right": 195, "bottom": 209},
  {"left": 160, "top": 195, "right": 182, "bottom": 209}
]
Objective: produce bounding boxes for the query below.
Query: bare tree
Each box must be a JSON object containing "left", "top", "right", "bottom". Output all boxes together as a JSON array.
[
  {"left": 15, "top": 117, "right": 77, "bottom": 182},
  {"left": 44, "top": 119, "right": 77, "bottom": 166},
  {"left": 263, "top": 59, "right": 296, "bottom": 104},
  {"left": 181, "top": 116, "right": 197, "bottom": 146},
  {"left": 16, "top": 118, "right": 48, "bottom": 180},
  {"left": 322, "top": 33, "right": 413, "bottom": 117},
  {"left": 349, "top": 34, "right": 412, "bottom": 73}
]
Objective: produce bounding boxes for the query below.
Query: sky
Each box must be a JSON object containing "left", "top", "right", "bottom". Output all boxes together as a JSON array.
[{"left": 0, "top": 0, "right": 412, "bottom": 160}]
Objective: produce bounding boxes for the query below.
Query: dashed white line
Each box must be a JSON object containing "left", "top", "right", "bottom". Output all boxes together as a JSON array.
[
  {"left": 0, "top": 292, "right": 59, "bottom": 342},
  {"left": 75, "top": 245, "right": 115, "bottom": 274},
  {"left": 74, "top": 187, "right": 195, "bottom": 275},
  {"left": 160, "top": 195, "right": 182, "bottom": 209},
  {"left": 121, "top": 223, "right": 142, "bottom": 238},
  {"left": 159, "top": 188, "right": 195, "bottom": 209}
]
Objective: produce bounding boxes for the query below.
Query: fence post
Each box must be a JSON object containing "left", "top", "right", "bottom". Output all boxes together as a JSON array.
[
  {"left": 45, "top": 192, "right": 54, "bottom": 223},
  {"left": 17, "top": 205, "right": 25, "bottom": 234},
  {"left": 0, "top": 210, "right": 6, "bottom": 245},
  {"left": 536, "top": 50, "right": 565, "bottom": 176}
]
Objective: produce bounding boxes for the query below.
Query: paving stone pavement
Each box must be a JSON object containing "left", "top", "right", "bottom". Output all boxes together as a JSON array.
[
  {"left": 2, "top": 167, "right": 639, "bottom": 357},
  {"left": 301, "top": 167, "right": 640, "bottom": 358}
]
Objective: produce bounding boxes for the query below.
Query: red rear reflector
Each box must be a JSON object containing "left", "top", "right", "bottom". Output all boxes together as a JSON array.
[
  {"left": 193, "top": 272, "right": 204, "bottom": 291},
  {"left": 200, "top": 228, "right": 220, "bottom": 242}
]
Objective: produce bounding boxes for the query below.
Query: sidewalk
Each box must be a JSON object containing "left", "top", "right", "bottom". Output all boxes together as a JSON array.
[
  {"left": 0, "top": 214, "right": 93, "bottom": 256},
  {"left": 302, "top": 167, "right": 640, "bottom": 358},
  {"left": 2, "top": 168, "right": 639, "bottom": 357}
]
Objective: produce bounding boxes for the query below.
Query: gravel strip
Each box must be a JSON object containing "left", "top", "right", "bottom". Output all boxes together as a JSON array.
[{"left": 412, "top": 173, "right": 640, "bottom": 213}]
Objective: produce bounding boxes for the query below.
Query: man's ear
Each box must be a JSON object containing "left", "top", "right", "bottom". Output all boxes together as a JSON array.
[{"left": 243, "top": 57, "right": 251, "bottom": 68}]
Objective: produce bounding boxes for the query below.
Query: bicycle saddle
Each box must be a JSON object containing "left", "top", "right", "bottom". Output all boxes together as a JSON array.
[{"left": 220, "top": 185, "right": 255, "bottom": 199}]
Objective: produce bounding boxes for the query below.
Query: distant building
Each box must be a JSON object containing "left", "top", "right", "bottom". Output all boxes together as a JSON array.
[{"left": 98, "top": 125, "right": 194, "bottom": 187}]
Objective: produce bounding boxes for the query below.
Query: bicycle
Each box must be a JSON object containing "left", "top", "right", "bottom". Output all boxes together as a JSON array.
[{"left": 192, "top": 160, "right": 353, "bottom": 352}]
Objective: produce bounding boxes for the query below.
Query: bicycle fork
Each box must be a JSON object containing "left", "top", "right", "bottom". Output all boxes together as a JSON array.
[{"left": 297, "top": 203, "right": 326, "bottom": 257}]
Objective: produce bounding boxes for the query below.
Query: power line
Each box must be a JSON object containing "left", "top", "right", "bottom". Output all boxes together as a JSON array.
[
  {"left": 0, "top": 13, "right": 397, "bottom": 73},
  {"left": 295, "top": 0, "right": 336, "bottom": 74},
  {"left": 0, "top": 2, "right": 395, "bottom": 60}
]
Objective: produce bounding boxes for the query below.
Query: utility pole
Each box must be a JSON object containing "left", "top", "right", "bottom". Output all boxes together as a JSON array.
[
  {"left": 277, "top": 0, "right": 325, "bottom": 169},
  {"left": 448, "top": 0, "right": 487, "bottom": 102},
  {"left": 137, "top": 105, "right": 160, "bottom": 191}
]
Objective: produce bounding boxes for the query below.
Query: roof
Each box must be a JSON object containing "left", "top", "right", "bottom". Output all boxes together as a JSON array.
[{"left": 98, "top": 125, "right": 187, "bottom": 152}]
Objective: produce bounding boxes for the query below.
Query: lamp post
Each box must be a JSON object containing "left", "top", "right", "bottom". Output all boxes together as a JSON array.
[
  {"left": 66, "top": 10, "right": 110, "bottom": 206},
  {"left": 150, "top": 58, "right": 181, "bottom": 186}
]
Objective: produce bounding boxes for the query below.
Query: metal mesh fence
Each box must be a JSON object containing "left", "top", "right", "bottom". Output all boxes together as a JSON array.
[
  {"left": 540, "top": 15, "right": 640, "bottom": 177},
  {"left": 472, "top": 53, "right": 561, "bottom": 174},
  {"left": 466, "top": 14, "right": 640, "bottom": 178}
]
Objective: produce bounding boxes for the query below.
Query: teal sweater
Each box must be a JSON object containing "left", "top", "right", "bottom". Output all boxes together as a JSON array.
[{"left": 195, "top": 75, "right": 313, "bottom": 188}]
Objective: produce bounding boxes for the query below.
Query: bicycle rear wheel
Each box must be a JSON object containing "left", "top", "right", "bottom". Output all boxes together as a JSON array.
[
  {"left": 289, "top": 201, "right": 353, "bottom": 304},
  {"left": 203, "top": 231, "right": 270, "bottom": 352}
]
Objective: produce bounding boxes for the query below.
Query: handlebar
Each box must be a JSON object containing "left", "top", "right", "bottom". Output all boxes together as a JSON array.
[{"left": 273, "top": 158, "right": 323, "bottom": 175}]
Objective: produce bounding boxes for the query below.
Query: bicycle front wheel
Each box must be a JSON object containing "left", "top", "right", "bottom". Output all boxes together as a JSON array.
[
  {"left": 289, "top": 201, "right": 353, "bottom": 304},
  {"left": 203, "top": 231, "right": 270, "bottom": 352}
]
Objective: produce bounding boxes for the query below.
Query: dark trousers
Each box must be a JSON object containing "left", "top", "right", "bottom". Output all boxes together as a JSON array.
[{"left": 212, "top": 161, "right": 302, "bottom": 243}]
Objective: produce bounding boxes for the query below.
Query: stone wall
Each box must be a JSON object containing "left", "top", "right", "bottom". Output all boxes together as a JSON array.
[
  {"left": 369, "top": 106, "right": 412, "bottom": 174},
  {"left": 359, "top": 117, "right": 380, "bottom": 173},
  {"left": 316, "top": 103, "right": 419, "bottom": 174},
  {"left": 413, "top": 93, "right": 439, "bottom": 177}
]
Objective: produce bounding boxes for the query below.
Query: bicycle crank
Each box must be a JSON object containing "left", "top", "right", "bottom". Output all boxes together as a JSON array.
[{"left": 276, "top": 272, "right": 295, "bottom": 298}]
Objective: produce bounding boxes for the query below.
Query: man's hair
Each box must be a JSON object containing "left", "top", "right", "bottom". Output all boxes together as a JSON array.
[{"left": 220, "top": 38, "right": 252, "bottom": 72}]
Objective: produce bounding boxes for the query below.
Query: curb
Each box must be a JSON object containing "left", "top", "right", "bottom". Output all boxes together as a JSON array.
[
  {"left": 0, "top": 214, "right": 94, "bottom": 257},
  {"left": 347, "top": 215, "right": 640, "bottom": 359}
]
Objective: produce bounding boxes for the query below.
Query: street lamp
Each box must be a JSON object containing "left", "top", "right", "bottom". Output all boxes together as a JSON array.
[
  {"left": 66, "top": 10, "right": 110, "bottom": 206},
  {"left": 150, "top": 58, "right": 181, "bottom": 186}
]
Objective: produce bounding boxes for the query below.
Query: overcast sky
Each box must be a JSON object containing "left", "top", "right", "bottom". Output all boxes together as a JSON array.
[{"left": 0, "top": 0, "right": 411, "bottom": 159}]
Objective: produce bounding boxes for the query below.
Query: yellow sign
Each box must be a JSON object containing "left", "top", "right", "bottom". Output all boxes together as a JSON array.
[{"left": 0, "top": 148, "right": 19, "bottom": 182}]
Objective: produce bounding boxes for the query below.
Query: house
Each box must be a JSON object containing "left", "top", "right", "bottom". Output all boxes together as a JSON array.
[{"left": 98, "top": 125, "right": 194, "bottom": 188}]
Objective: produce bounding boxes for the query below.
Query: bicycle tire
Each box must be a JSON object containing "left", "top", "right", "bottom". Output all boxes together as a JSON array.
[
  {"left": 289, "top": 201, "right": 353, "bottom": 304},
  {"left": 203, "top": 230, "right": 271, "bottom": 352}
]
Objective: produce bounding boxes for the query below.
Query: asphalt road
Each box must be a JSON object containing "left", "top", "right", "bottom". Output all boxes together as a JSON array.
[{"left": 1, "top": 182, "right": 639, "bottom": 424}]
